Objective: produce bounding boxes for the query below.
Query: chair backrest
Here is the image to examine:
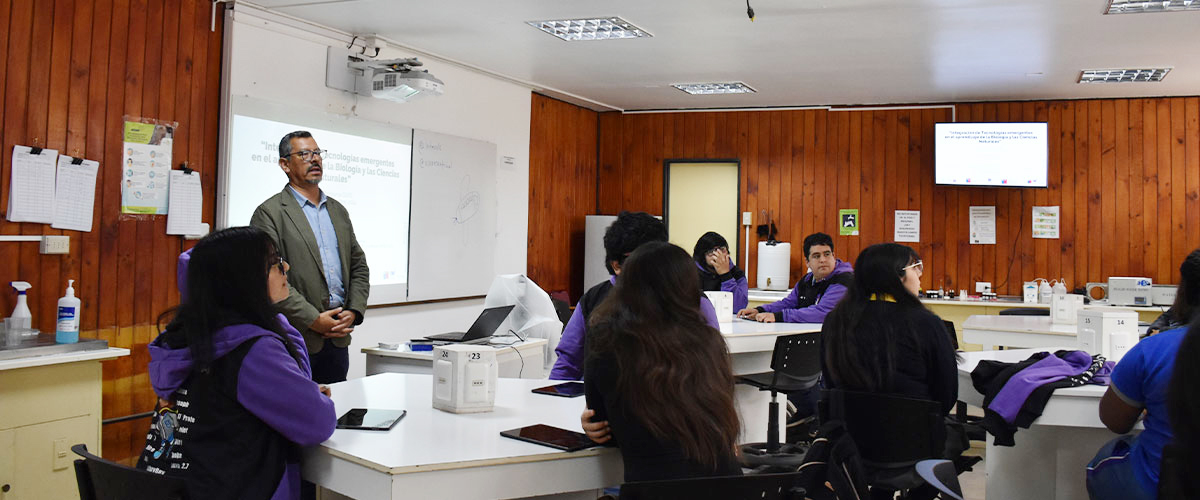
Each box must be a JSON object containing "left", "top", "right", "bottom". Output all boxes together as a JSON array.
[
  {"left": 915, "top": 459, "right": 964, "bottom": 500},
  {"left": 621, "top": 471, "right": 806, "bottom": 500},
  {"left": 768, "top": 333, "right": 822, "bottom": 382},
  {"left": 819, "top": 389, "right": 945, "bottom": 467},
  {"left": 998, "top": 307, "right": 1049, "bottom": 316},
  {"left": 942, "top": 320, "right": 960, "bottom": 350},
  {"left": 72, "top": 444, "right": 188, "bottom": 500}
]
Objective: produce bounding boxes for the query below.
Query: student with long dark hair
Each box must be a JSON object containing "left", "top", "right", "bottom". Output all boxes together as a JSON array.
[
  {"left": 821, "top": 243, "right": 958, "bottom": 414},
  {"left": 1147, "top": 249, "right": 1200, "bottom": 335},
  {"left": 139, "top": 226, "right": 336, "bottom": 499},
  {"left": 1163, "top": 317, "right": 1200, "bottom": 498},
  {"left": 581, "top": 241, "right": 742, "bottom": 482}
]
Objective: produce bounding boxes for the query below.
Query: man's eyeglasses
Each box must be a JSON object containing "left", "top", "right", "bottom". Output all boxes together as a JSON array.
[
  {"left": 283, "top": 149, "right": 326, "bottom": 160},
  {"left": 268, "top": 254, "right": 287, "bottom": 274},
  {"left": 808, "top": 250, "right": 833, "bottom": 261},
  {"left": 902, "top": 260, "right": 924, "bottom": 274}
]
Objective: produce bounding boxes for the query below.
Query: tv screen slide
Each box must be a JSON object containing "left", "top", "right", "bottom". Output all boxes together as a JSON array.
[
  {"left": 223, "top": 112, "right": 413, "bottom": 293},
  {"left": 935, "top": 122, "right": 1048, "bottom": 187}
]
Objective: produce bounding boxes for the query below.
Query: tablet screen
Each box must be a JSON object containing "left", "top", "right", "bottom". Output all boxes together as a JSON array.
[
  {"left": 531, "top": 382, "right": 585, "bottom": 398},
  {"left": 500, "top": 424, "right": 596, "bottom": 451},
  {"left": 336, "top": 408, "right": 407, "bottom": 430}
]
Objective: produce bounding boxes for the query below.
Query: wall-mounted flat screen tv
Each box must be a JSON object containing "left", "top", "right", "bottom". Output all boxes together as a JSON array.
[{"left": 935, "top": 122, "right": 1048, "bottom": 187}]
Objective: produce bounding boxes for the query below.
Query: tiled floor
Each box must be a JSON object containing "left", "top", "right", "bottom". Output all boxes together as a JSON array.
[{"left": 960, "top": 447, "right": 987, "bottom": 499}]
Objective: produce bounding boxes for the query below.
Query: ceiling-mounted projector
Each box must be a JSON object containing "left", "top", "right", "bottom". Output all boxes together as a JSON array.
[{"left": 327, "top": 49, "right": 445, "bottom": 103}]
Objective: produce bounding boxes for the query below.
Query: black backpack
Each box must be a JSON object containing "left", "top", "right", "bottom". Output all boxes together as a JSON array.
[{"left": 794, "top": 419, "right": 870, "bottom": 500}]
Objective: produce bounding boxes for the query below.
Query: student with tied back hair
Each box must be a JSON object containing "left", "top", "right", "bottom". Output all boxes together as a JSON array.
[
  {"left": 581, "top": 241, "right": 742, "bottom": 482},
  {"left": 1147, "top": 248, "right": 1200, "bottom": 335}
]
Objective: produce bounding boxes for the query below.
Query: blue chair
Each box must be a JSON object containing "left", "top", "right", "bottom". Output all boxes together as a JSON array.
[{"left": 915, "top": 459, "right": 965, "bottom": 500}]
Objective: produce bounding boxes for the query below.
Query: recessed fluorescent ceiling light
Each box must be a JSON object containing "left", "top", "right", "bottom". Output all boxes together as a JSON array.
[
  {"left": 1078, "top": 68, "right": 1171, "bottom": 83},
  {"left": 672, "top": 82, "right": 757, "bottom": 95},
  {"left": 526, "top": 17, "right": 652, "bottom": 41},
  {"left": 1105, "top": 0, "right": 1200, "bottom": 14}
]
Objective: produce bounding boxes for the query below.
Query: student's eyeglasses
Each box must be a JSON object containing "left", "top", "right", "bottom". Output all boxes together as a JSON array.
[
  {"left": 902, "top": 260, "right": 924, "bottom": 274},
  {"left": 283, "top": 149, "right": 326, "bottom": 160},
  {"left": 705, "top": 246, "right": 728, "bottom": 258},
  {"left": 267, "top": 254, "right": 287, "bottom": 274}
]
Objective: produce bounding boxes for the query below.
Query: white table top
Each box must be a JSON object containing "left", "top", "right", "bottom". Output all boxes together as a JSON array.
[
  {"left": 361, "top": 338, "right": 547, "bottom": 360},
  {"left": 923, "top": 297, "right": 1167, "bottom": 313},
  {"left": 962, "top": 315, "right": 1078, "bottom": 337},
  {"left": 311, "top": 373, "right": 615, "bottom": 475},
  {"left": 0, "top": 347, "right": 128, "bottom": 372},
  {"left": 720, "top": 319, "right": 821, "bottom": 354}
]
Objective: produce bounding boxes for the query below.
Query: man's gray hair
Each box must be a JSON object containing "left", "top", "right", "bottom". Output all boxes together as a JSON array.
[{"left": 278, "top": 130, "right": 314, "bottom": 158}]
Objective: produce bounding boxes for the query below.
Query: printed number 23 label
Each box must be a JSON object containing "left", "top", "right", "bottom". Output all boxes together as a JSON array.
[{"left": 469, "top": 353, "right": 481, "bottom": 360}]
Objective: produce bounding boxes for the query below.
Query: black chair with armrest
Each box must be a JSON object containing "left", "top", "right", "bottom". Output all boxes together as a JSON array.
[
  {"left": 942, "top": 321, "right": 987, "bottom": 447},
  {"left": 621, "top": 471, "right": 807, "bottom": 500},
  {"left": 820, "top": 389, "right": 953, "bottom": 500},
  {"left": 72, "top": 443, "right": 188, "bottom": 500},
  {"left": 736, "top": 333, "right": 822, "bottom": 470},
  {"left": 998, "top": 307, "right": 1049, "bottom": 316}
]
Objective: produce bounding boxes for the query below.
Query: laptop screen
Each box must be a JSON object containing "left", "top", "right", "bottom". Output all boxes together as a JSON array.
[{"left": 463, "top": 305, "right": 515, "bottom": 340}]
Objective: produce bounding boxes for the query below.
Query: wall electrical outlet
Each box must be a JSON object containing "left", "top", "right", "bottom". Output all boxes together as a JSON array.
[
  {"left": 975, "top": 282, "right": 992, "bottom": 293},
  {"left": 39, "top": 235, "right": 69, "bottom": 255},
  {"left": 742, "top": 212, "right": 752, "bottom": 226}
]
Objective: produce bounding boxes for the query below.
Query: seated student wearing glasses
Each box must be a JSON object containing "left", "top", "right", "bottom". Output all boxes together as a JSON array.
[
  {"left": 821, "top": 243, "right": 962, "bottom": 499},
  {"left": 737, "top": 232, "right": 853, "bottom": 323},
  {"left": 580, "top": 241, "right": 742, "bottom": 482},
  {"left": 550, "top": 211, "right": 721, "bottom": 381},
  {"left": 693, "top": 231, "right": 749, "bottom": 312}
]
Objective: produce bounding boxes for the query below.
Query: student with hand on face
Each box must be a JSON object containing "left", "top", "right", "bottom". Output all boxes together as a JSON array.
[
  {"left": 693, "top": 231, "right": 749, "bottom": 311},
  {"left": 550, "top": 211, "right": 721, "bottom": 381},
  {"left": 580, "top": 241, "right": 742, "bottom": 482},
  {"left": 737, "top": 232, "right": 853, "bottom": 323}
]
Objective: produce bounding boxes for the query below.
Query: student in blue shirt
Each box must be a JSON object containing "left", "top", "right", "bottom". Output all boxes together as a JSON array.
[{"left": 1089, "top": 324, "right": 1188, "bottom": 499}]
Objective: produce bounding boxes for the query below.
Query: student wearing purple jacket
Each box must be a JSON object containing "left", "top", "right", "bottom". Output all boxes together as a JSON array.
[
  {"left": 693, "top": 231, "right": 749, "bottom": 312},
  {"left": 550, "top": 211, "right": 720, "bottom": 381},
  {"left": 139, "top": 226, "right": 336, "bottom": 500},
  {"left": 737, "top": 232, "right": 853, "bottom": 323}
]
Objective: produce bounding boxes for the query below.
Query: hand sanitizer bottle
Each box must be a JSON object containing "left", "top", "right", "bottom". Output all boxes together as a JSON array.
[{"left": 56, "top": 279, "right": 81, "bottom": 344}]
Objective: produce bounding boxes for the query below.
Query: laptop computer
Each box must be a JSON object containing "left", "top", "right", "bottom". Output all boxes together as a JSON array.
[{"left": 423, "top": 305, "right": 515, "bottom": 343}]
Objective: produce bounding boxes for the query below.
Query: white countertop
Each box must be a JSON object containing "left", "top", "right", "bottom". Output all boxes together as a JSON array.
[
  {"left": 0, "top": 347, "right": 129, "bottom": 372},
  {"left": 962, "top": 315, "right": 1078, "bottom": 337}
]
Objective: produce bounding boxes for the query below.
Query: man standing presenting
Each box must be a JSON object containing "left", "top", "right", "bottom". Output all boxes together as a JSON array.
[{"left": 251, "top": 131, "right": 369, "bottom": 384}]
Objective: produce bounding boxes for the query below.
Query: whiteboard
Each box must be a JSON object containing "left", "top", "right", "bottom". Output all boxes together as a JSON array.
[{"left": 408, "top": 130, "right": 498, "bottom": 301}]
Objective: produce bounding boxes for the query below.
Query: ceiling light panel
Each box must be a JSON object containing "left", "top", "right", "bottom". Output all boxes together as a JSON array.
[
  {"left": 1078, "top": 68, "right": 1171, "bottom": 83},
  {"left": 672, "top": 82, "right": 758, "bottom": 95},
  {"left": 526, "top": 17, "right": 652, "bottom": 41},
  {"left": 1105, "top": 0, "right": 1200, "bottom": 14}
]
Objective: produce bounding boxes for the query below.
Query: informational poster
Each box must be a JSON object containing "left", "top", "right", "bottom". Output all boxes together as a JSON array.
[
  {"left": 894, "top": 210, "right": 920, "bottom": 242},
  {"left": 121, "top": 118, "right": 176, "bottom": 214},
  {"left": 839, "top": 209, "right": 859, "bottom": 236},
  {"left": 969, "top": 206, "right": 996, "bottom": 245},
  {"left": 1032, "top": 206, "right": 1060, "bottom": 239}
]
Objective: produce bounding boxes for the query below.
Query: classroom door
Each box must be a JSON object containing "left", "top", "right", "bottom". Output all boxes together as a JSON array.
[{"left": 664, "top": 162, "right": 741, "bottom": 263}]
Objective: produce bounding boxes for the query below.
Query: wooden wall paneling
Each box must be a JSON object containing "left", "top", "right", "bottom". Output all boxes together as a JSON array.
[
  {"left": 1040, "top": 101, "right": 1058, "bottom": 283},
  {"left": 1186, "top": 97, "right": 1200, "bottom": 261},
  {"left": 1126, "top": 99, "right": 1143, "bottom": 277},
  {"left": 1101, "top": 100, "right": 1118, "bottom": 280},
  {"left": 845, "top": 111, "right": 861, "bottom": 259},
  {"left": 1059, "top": 102, "right": 1077, "bottom": 290},
  {"left": 1170, "top": 98, "right": 1186, "bottom": 275},
  {"left": 788, "top": 111, "right": 804, "bottom": 258},
  {"left": 1074, "top": 102, "right": 1090, "bottom": 289},
  {"left": 1140, "top": 100, "right": 1159, "bottom": 283},
  {"left": 1155, "top": 99, "right": 1173, "bottom": 283},
  {"left": 1086, "top": 100, "right": 1103, "bottom": 284}
]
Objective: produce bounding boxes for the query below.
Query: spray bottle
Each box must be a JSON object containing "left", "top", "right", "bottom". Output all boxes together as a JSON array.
[
  {"left": 56, "top": 279, "right": 81, "bottom": 344},
  {"left": 9, "top": 281, "right": 32, "bottom": 328}
]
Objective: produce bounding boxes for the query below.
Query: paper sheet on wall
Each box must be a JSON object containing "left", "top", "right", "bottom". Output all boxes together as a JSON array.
[
  {"left": 7, "top": 146, "right": 58, "bottom": 223},
  {"left": 52, "top": 155, "right": 100, "bottom": 232},
  {"left": 1032, "top": 206, "right": 1060, "bottom": 239},
  {"left": 121, "top": 121, "right": 173, "bottom": 214},
  {"left": 166, "top": 170, "right": 203, "bottom": 235},
  {"left": 894, "top": 210, "right": 920, "bottom": 242},
  {"left": 969, "top": 206, "right": 996, "bottom": 245}
]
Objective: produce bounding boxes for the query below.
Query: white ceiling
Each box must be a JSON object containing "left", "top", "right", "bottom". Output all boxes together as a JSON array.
[{"left": 250, "top": 0, "right": 1200, "bottom": 112}]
